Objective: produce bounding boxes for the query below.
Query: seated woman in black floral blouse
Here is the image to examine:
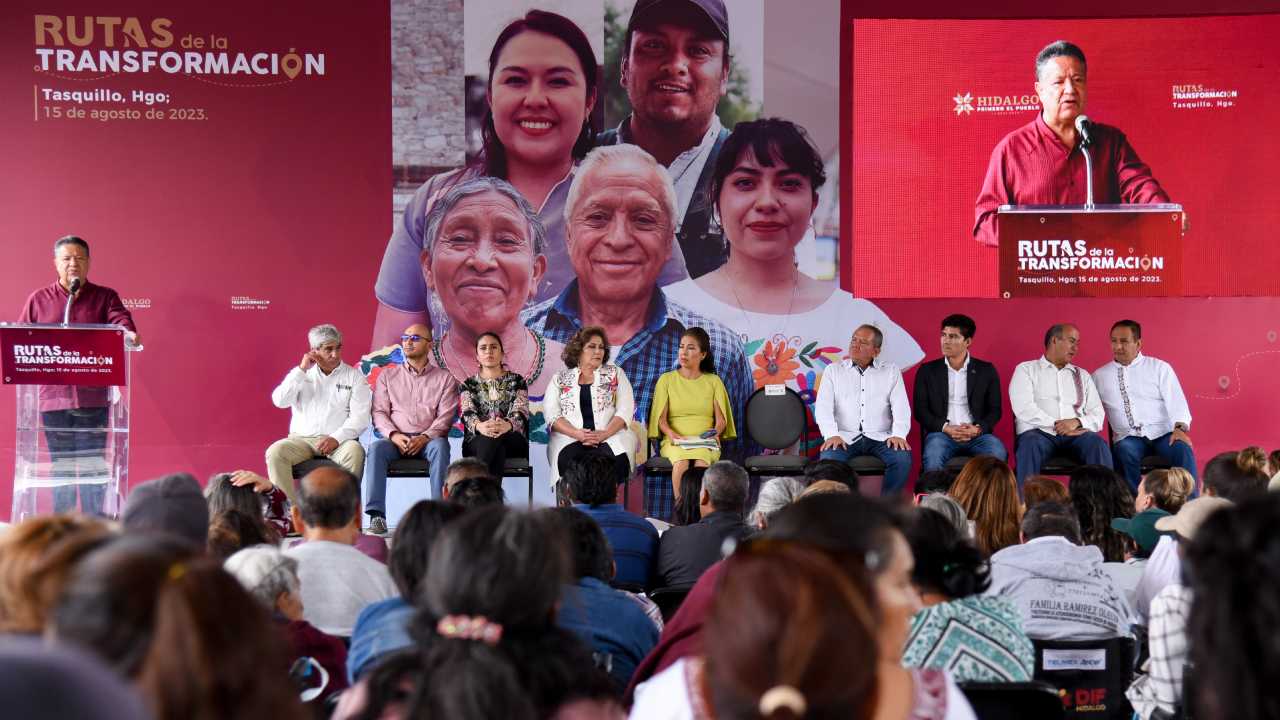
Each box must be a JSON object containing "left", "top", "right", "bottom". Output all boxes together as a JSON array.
[{"left": 459, "top": 332, "right": 530, "bottom": 477}]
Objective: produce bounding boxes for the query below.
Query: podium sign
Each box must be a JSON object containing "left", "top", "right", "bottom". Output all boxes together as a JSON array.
[
  {"left": 1, "top": 326, "right": 127, "bottom": 386},
  {"left": 998, "top": 204, "right": 1184, "bottom": 298},
  {"left": 1, "top": 323, "right": 136, "bottom": 522}
]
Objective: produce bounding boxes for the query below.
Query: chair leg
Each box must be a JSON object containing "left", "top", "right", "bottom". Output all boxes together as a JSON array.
[
  {"left": 527, "top": 475, "right": 533, "bottom": 507},
  {"left": 622, "top": 470, "right": 631, "bottom": 512}
]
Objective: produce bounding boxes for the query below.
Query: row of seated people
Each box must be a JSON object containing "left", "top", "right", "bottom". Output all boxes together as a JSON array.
[
  {"left": 264, "top": 311, "right": 1202, "bottom": 529},
  {"left": 1, "top": 446, "right": 1273, "bottom": 719}
]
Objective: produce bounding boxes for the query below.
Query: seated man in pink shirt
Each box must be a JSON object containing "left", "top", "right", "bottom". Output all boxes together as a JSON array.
[{"left": 363, "top": 324, "right": 459, "bottom": 534}]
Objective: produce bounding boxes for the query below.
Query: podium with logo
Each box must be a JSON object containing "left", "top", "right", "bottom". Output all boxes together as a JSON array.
[
  {"left": 1, "top": 323, "right": 139, "bottom": 521},
  {"left": 997, "top": 204, "right": 1185, "bottom": 298}
]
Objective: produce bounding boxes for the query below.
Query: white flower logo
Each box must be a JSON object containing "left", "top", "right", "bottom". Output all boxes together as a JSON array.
[{"left": 953, "top": 92, "right": 974, "bottom": 116}]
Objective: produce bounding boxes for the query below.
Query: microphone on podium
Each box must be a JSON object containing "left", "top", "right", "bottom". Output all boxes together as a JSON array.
[
  {"left": 63, "top": 277, "right": 82, "bottom": 326},
  {"left": 1074, "top": 115, "right": 1093, "bottom": 147}
]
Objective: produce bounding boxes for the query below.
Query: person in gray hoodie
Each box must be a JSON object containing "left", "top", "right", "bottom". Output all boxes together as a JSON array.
[{"left": 983, "top": 501, "right": 1135, "bottom": 641}]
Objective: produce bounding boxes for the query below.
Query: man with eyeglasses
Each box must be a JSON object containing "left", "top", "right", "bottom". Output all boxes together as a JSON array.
[
  {"left": 363, "top": 324, "right": 459, "bottom": 534},
  {"left": 266, "top": 323, "right": 372, "bottom": 505},
  {"left": 814, "top": 324, "right": 913, "bottom": 496}
]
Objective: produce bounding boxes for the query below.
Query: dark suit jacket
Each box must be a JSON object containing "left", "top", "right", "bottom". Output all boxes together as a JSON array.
[
  {"left": 912, "top": 355, "right": 1002, "bottom": 436},
  {"left": 655, "top": 511, "right": 752, "bottom": 589}
]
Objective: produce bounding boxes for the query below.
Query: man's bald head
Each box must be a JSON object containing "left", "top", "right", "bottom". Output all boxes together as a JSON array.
[
  {"left": 297, "top": 465, "right": 360, "bottom": 529},
  {"left": 400, "top": 323, "right": 433, "bottom": 362}
]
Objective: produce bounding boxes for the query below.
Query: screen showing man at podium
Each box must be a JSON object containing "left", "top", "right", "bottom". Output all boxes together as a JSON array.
[
  {"left": 973, "top": 40, "right": 1172, "bottom": 249},
  {"left": 849, "top": 15, "right": 1280, "bottom": 298}
]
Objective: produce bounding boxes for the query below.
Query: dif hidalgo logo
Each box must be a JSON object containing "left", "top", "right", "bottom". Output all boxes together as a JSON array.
[{"left": 952, "top": 91, "right": 1040, "bottom": 116}]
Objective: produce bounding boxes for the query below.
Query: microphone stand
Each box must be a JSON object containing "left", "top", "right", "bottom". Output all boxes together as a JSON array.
[
  {"left": 62, "top": 280, "right": 79, "bottom": 326},
  {"left": 1079, "top": 135, "right": 1095, "bottom": 211}
]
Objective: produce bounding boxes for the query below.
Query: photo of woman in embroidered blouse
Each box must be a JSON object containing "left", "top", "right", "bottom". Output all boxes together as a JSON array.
[
  {"left": 648, "top": 327, "right": 736, "bottom": 502},
  {"left": 543, "top": 326, "right": 638, "bottom": 490},
  {"left": 663, "top": 118, "right": 922, "bottom": 456},
  {"left": 460, "top": 332, "right": 531, "bottom": 478}
]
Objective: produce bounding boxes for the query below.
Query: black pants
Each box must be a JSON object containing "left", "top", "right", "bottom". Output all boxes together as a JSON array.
[
  {"left": 557, "top": 442, "right": 631, "bottom": 486},
  {"left": 464, "top": 431, "right": 528, "bottom": 478},
  {"left": 41, "top": 407, "right": 110, "bottom": 515}
]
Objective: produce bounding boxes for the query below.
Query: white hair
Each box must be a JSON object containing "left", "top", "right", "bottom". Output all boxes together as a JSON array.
[
  {"left": 749, "top": 477, "right": 806, "bottom": 530},
  {"left": 564, "top": 144, "right": 678, "bottom": 233},
  {"left": 224, "top": 545, "right": 301, "bottom": 609},
  {"left": 307, "top": 323, "right": 342, "bottom": 349}
]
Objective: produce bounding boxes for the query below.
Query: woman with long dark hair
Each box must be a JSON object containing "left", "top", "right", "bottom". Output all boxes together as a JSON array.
[{"left": 649, "top": 327, "right": 736, "bottom": 503}]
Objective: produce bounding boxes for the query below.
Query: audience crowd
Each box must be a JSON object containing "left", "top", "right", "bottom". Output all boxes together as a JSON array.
[{"left": 1, "top": 444, "right": 1278, "bottom": 719}]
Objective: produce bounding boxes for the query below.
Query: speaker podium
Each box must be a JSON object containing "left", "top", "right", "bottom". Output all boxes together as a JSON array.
[
  {"left": 998, "top": 203, "right": 1185, "bottom": 298},
  {"left": 1, "top": 323, "right": 139, "bottom": 521}
]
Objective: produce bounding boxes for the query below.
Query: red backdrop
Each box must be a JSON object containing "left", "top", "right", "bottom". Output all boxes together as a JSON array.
[{"left": 0, "top": 1, "right": 390, "bottom": 517}]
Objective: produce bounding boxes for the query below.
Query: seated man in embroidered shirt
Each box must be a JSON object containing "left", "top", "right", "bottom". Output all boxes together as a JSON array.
[
  {"left": 1092, "top": 319, "right": 1195, "bottom": 492},
  {"left": 1009, "top": 323, "right": 1112, "bottom": 485},
  {"left": 363, "top": 324, "right": 459, "bottom": 535},
  {"left": 266, "top": 323, "right": 372, "bottom": 505},
  {"left": 814, "top": 324, "right": 913, "bottom": 496},
  {"left": 522, "top": 144, "right": 751, "bottom": 448}
]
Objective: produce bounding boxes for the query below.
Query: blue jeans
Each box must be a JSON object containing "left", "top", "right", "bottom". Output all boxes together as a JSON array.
[
  {"left": 819, "top": 436, "right": 912, "bottom": 496},
  {"left": 1113, "top": 433, "right": 1197, "bottom": 492},
  {"left": 922, "top": 431, "right": 1007, "bottom": 471},
  {"left": 1015, "top": 429, "right": 1113, "bottom": 485},
  {"left": 363, "top": 437, "right": 450, "bottom": 517}
]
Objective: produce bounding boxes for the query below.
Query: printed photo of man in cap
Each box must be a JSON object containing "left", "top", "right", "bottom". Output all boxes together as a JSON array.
[{"left": 602, "top": 0, "right": 740, "bottom": 278}]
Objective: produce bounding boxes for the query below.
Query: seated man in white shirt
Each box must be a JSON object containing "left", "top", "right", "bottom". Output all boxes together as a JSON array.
[
  {"left": 1009, "top": 323, "right": 1112, "bottom": 485},
  {"left": 815, "top": 324, "right": 912, "bottom": 496},
  {"left": 284, "top": 465, "right": 398, "bottom": 637},
  {"left": 1092, "top": 320, "right": 1196, "bottom": 492},
  {"left": 985, "top": 501, "right": 1134, "bottom": 641},
  {"left": 265, "top": 323, "right": 372, "bottom": 504}
]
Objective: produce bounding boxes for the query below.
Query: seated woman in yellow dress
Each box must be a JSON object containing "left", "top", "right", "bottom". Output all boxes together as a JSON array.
[{"left": 648, "top": 327, "right": 737, "bottom": 505}]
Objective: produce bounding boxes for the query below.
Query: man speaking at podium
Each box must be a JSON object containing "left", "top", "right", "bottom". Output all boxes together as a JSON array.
[
  {"left": 18, "top": 235, "right": 139, "bottom": 515},
  {"left": 973, "top": 41, "right": 1172, "bottom": 247}
]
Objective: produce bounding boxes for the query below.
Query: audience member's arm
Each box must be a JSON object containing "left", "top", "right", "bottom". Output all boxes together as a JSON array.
[
  {"left": 1144, "top": 588, "right": 1190, "bottom": 714},
  {"left": 1008, "top": 363, "right": 1054, "bottom": 432}
]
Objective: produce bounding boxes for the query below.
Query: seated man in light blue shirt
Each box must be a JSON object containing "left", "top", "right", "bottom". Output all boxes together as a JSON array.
[
  {"left": 563, "top": 453, "right": 657, "bottom": 588},
  {"left": 814, "top": 324, "right": 913, "bottom": 496}
]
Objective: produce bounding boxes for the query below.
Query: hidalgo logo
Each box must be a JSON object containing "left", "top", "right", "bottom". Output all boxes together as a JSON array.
[{"left": 950, "top": 90, "right": 1039, "bottom": 116}]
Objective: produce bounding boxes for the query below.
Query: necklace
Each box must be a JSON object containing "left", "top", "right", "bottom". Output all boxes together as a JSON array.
[
  {"left": 434, "top": 330, "right": 546, "bottom": 386},
  {"left": 727, "top": 265, "right": 793, "bottom": 376}
]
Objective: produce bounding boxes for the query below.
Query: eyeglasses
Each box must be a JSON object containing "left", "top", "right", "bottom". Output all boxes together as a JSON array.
[{"left": 401, "top": 334, "right": 430, "bottom": 343}]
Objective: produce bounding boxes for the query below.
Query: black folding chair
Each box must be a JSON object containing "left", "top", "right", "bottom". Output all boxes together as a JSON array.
[
  {"left": 1032, "top": 637, "right": 1137, "bottom": 719},
  {"left": 648, "top": 585, "right": 693, "bottom": 621},
  {"left": 960, "top": 681, "right": 1065, "bottom": 720},
  {"left": 741, "top": 387, "right": 809, "bottom": 477}
]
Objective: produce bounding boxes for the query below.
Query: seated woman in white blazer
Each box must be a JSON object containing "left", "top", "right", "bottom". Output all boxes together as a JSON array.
[{"left": 544, "top": 325, "right": 639, "bottom": 491}]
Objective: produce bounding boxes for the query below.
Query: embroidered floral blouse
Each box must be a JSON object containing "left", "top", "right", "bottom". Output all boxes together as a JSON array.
[{"left": 459, "top": 371, "right": 529, "bottom": 442}]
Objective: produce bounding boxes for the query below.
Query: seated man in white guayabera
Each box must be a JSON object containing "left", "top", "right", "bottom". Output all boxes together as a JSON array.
[{"left": 266, "top": 323, "right": 371, "bottom": 505}]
